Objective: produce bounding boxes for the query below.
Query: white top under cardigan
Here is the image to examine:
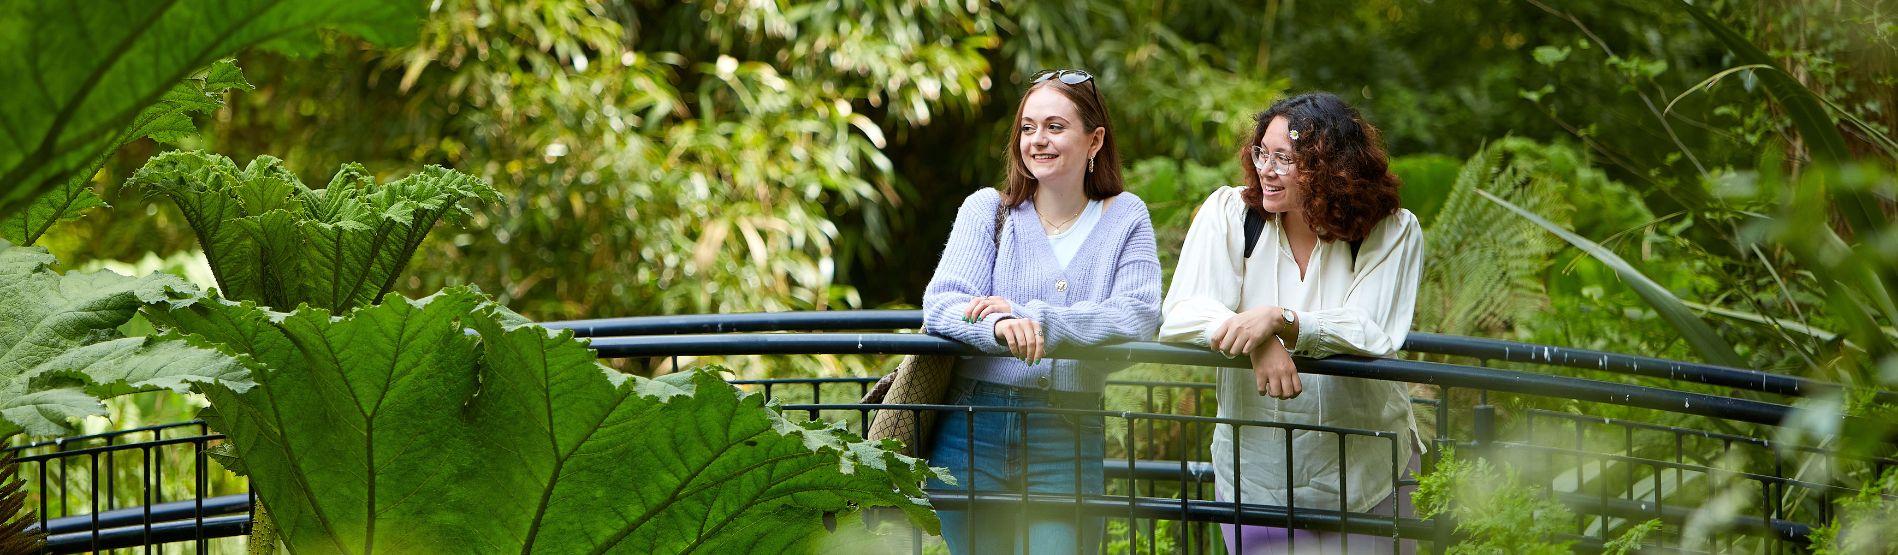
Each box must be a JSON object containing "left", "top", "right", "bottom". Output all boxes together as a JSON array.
[
  {"left": 922, "top": 188, "right": 1163, "bottom": 392},
  {"left": 1046, "top": 199, "right": 1104, "bottom": 269},
  {"left": 1159, "top": 186, "right": 1425, "bottom": 513}
]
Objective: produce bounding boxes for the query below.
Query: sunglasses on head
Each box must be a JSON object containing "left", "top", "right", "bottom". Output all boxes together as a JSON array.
[{"left": 1031, "top": 69, "right": 1094, "bottom": 86}]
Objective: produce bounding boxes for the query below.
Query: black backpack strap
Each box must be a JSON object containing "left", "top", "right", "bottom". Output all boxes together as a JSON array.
[
  {"left": 1242, "top": 207, "right": 1267, "bottom": 258},
  {"left": 1245, "top": 207, "right": 1366, "bottom": 267}
]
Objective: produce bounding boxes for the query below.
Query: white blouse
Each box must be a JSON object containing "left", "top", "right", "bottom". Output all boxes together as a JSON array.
[{"left": 1159, "top": 186, "right": 1425, "bottom": 513}]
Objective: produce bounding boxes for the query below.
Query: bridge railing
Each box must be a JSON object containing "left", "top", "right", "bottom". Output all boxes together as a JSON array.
[{"left": 9, "top": 310, "right": 1889, "bottom": 553}]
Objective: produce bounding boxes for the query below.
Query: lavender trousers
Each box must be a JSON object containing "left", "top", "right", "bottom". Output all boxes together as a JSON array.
[{"left": 1217, "top": 453, "right": 1421, "bottom": 555}]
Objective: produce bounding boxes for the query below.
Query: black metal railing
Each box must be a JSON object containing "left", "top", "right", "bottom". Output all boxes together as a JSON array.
[{"left": 10, "top": 310, "right": 1889, "bottom": 553}]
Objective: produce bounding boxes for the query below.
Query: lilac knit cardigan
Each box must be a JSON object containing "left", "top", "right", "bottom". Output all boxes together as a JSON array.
[{"left": 921, "top": 188, "right": 1164, "bottom": 392}]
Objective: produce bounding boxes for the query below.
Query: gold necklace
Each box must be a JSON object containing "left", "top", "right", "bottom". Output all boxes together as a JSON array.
[{"left": 1039, "top": 204, "right": 1083, "bottom": 233}]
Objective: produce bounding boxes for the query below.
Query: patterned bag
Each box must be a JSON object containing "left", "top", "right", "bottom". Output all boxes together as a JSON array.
[
  {"left": 860, "top": 353, "right": 959, "bottom": 456},
  {"left": 860, "top": 201, "right": 1008, "bottom": 456}
]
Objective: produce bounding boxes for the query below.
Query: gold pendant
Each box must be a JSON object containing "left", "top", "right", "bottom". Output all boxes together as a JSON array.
[{"left": 1055, "top": 279, "right": 1068, "bottom": 292}]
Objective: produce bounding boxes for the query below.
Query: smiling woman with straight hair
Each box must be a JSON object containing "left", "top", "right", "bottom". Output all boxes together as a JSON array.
[{"left": 917, "top": 68, "right": 1162, "bottom": 555}]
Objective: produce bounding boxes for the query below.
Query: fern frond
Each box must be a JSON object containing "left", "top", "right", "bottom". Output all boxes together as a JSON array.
[{"left": 0, "top": 453, "right": 46, "bottom": 555}]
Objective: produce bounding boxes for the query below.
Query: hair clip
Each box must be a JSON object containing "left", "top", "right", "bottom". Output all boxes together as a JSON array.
[{"left": 1288, "top": 129, "right": 1301, "bottom": 141}]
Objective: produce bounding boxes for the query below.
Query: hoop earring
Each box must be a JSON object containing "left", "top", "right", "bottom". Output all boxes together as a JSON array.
[{"left": 1088, "top": 156, "right": 1095, "bottom": 173}]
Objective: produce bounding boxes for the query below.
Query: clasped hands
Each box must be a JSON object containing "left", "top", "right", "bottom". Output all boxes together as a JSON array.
[
  {"left": 964, "top": 295, "right": 1044, "bottom": 365},
  {"left": 1210, "top": 306, "right": 1303, "bottom": 400}
]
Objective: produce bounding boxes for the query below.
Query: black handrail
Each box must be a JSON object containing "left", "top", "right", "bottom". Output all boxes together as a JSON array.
[
  {"left": 544, "top": 310, "right": 924, "bottom": 336},
  {"left": 546, "top": 309, "right": 1868, "bottom": 401},
  {"left": 590, "top": 332, "right": 1802, "bottom": 426}
]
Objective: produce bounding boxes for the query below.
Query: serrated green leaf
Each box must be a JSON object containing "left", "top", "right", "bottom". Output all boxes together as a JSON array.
[
  {"left": 0, "top": 241, "right": 250, "bottom": 440},
  {"left": 0, "top": 168, "right": 106, "bottom": 247},
  {"left": 0, "top": 388, "right": 104, "bottom": 439},
  {"left": 0, "top": 1, "right": 427, "bottom": 219},
  {"left": 161, "top": 287, "right": 943, "bottom": 553},
  {"left": 134, "top": 151, "right": 496, "bottom": 313},
  {"left": 0, "top": 59, "right": 255, "bottom": 246}
]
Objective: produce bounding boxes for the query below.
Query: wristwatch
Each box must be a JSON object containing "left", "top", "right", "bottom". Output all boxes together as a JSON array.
[{"left": 1281, "top": 308, "right": 1297, "bottom": 327}]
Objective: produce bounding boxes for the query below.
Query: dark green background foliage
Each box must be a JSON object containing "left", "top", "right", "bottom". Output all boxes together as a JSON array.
[
  {"left": 8, "top": 0, "right": 1898, "bottom": 550},
  {"left": 38, "top": 0, "right": 1884, "bottom": 329},
  {"left": 24, "top": 0, "right": 1898, "bottom": 387}
]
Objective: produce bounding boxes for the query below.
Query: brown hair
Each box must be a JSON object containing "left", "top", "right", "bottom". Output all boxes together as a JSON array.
[
  {"left": 1239, "top": 92, "right": 1401, "bottom": 242},
  {"left": 1000, "top": 75, "right": 1125, "bottom": 207}
]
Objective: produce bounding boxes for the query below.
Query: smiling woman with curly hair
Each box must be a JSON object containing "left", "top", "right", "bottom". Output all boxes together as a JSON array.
[{"left": 1161, "top": 91, "right": 1424, "bottom": 554}]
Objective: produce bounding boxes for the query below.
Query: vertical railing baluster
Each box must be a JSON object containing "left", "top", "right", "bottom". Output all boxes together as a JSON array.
[
  {"left": 1339, "top": 432, "right": 1349, "bottom": 552},
  {"left": 1284, "top": 426, "right": 1296, "bottom": 554}
]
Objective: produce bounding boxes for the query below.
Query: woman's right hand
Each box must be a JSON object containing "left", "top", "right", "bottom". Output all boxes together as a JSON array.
[
  {"left": 993, "top": 317, "right": 1045, "bottom": 365},
  {"left": 964, "top": 295, "right": 1013, "bottom": 323},
  {"left": 1250, "top": 342, "right": 1303, "bottom": 399}
]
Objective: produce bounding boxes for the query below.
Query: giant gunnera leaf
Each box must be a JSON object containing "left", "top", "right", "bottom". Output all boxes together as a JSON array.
[
  {"left": 0, "top": 0, "right": 427, "bottom": 219},
  {"left": 0, "top": 240, "right": 250, "bottom": 440},
  {"left": 132, "top": 151, "right": 497, "bottom": 313},
  {"left": 150, "top": 287, "right": 944, "bottom": 554},
  {"left": 0, "top": 60, "right": 253, "bottom": 247}
]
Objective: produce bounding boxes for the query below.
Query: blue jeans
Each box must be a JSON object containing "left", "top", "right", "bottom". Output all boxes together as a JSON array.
[{"left": 926, "top": 379, "right": 1107, "bottom": 555}]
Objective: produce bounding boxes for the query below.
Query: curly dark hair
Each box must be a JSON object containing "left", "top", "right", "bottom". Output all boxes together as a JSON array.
[{"left": 1239, "top": 92, "right": 1401, "bottom": 242}]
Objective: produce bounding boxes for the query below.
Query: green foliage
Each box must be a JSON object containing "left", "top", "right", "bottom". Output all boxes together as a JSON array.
[
  {"left": 1417, "top": 447, "right": 1666, "bottom": 554},
  {"left": 1750, "top": 164, "right": 1898, "bottom": 458},
  {"left": 0, "top": 240, "right": 248, "bottom": 441},
  {"left": 1602, "top": 518, "right": 1663, "bottom": 555},
  {"left": 1415, "top": 447, "right": 1576, "bottom": 554},
  {"left": 1416, "top": 143, "right": 1556, "bottom": 337},
  {"left": 1673, "top": 1, "right": 1852, "bottom": 166},
  {"left": 1389, "top": 153, "right": 1460, "bottom": 224},
  {"left": 1809, "top": 467, "right": 1898, "bottom": 554},
  {"left": 1123, "top": 156, "right": 1237, "bottom": 278},
  {"left": 0, "top": 60, "right": 252, "bottom": 247},
  {"left": 132, "top": 151, "right": 495, "bottom": 313},
  {"left": 1481, "top": 187, "right": 1745, "bottom": 368},
  {"left": 149, "top": 286, "right": 945, "bottom": 553},
  {"left": 1414, "top": 139, "right": 1649, "bottom": 339},
  {"left": 0, "top": 0, "right": 427, "bottom": 219},
  {"left": 0, "top": 454, "right": 43, "bottom": 554}
]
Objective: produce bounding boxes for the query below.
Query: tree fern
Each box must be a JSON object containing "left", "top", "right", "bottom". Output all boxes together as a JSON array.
[
  {"left": 0, "top": 453, "right": 44, "bottom": 555},
  {"left": 1417, "top": 139, "right": 1572, "bottom": 337}
]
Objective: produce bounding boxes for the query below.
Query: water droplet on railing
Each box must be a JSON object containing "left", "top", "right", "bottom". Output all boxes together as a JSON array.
[{"left": 1684, "top": 400, "right": 1691, "bottom": 409}]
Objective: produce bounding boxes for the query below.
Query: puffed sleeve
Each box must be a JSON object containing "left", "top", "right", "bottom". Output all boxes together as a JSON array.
[
  {"left": 1292, "top": 209, "right": 1424, "bottom": 358},
  {"left": 1159, "top": 187, "right": 1247, "bottom": 346}
]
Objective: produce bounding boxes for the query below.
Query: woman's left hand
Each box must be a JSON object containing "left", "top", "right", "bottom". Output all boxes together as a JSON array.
[
  {"left": 1250, "top": 343, "right": 1303, "bottom": 399},
  {"left": 964, "top": 295, "right": 1013, "bottom": 323},
  {"left": 994, "top": 317, "right": 1045, "bottom": 365},
  {"left": 1211, "top": 306, "right": 1282, "bottom": 358}
]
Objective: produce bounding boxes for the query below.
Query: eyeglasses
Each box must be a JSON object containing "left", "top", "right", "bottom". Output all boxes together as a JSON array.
[
  {"left": 1250, "top": 145, "right": 1297, "bottom": 176},
  {"left": 1031, "top": 69, "right": 1094, "bottom": 86}
]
